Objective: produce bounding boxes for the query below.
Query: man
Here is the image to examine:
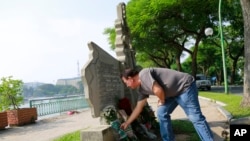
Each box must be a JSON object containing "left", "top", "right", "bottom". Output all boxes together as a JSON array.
[{"left": 120, "top": 67, "right": 214, "bottom": 141}]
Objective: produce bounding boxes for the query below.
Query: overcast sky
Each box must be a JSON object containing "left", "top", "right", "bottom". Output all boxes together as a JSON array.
[{"left": 0, "top": 0, "right": 128, "bottom": 84}]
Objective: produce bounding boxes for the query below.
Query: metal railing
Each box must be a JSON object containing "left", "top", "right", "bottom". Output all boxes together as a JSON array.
[{"left": 29, "top": 95, "right": 89, "bottom": 116}]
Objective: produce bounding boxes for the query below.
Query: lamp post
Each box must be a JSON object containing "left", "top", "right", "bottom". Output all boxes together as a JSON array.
[
  {"left": 205, "top": 0, "right": 228, "bottom": 94},
  {"left": 218, "top": 0, "right": 228, "bottom": 94}
]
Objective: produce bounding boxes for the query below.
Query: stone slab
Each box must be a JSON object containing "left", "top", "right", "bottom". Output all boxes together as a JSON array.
[
  {"left": 80, "top": 125, "right": 115, "bottom": 141},
  {"left": 81, "top": 41, "right": 124, "bottom": 118}
]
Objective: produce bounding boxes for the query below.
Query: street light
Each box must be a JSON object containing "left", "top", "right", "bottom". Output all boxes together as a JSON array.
[{"left": 205, "top": 0, "right": 228, "bottom": 94}]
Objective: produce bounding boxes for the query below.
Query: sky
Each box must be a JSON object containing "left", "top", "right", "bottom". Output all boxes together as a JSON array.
[{"left": 0, "top": 0, "right": 129, "bottom": 84}]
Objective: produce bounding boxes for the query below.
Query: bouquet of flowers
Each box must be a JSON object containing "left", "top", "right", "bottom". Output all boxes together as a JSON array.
[
  {"left": 101, "top": 105, "right": 130, "bottom": 140},
  {"left": 101, "top": 105, "right": 118, "bottom": 124}
]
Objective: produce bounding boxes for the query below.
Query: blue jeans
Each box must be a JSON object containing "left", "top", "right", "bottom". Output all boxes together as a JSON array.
[{"left": 157, "top": 82, "right": 214, "bottom": 141}]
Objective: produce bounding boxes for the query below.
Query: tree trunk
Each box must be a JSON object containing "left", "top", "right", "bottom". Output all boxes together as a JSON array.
[
  {"left": 216, "top": 69, "right": 223, "bottom": 86},
  {"left": 240, "top": 0, "right": 250, "bottom": 107},
  {"left": 175, "top": 50, "right": 182, "bottom": 71},
  {"left": 230, "top": 60, "right": 237, "bottom": 84}
]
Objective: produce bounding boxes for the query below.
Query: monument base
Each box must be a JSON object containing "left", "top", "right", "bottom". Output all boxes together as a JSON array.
[{"left": 80, "top": 125, "right": 115, "bottom": 141}]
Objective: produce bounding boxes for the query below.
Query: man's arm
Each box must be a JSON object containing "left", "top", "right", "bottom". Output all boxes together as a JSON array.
[
  {"left": 120, "top": 98, "right": 147, "bottom": 129},
  {"left": 152, "top": 81, "right": 165, "bottom": 106}
]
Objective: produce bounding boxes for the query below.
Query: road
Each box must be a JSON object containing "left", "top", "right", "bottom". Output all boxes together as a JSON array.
[{"left": 209, "top": 85, "right": 243, "bottom": 94}]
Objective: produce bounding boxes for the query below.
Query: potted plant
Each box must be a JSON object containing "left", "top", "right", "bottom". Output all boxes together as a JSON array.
[
  {"left": 0, "top": 78, "right": 9, "bottom": 129},
  {"left": 0, "top": 76, "right": 37, "bottom": 126},
  {"left": 0, "top": 111, "right": 8, "bottom": 129}
]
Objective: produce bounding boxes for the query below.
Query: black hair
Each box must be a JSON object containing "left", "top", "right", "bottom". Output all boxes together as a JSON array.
[{"left": 121, "top": 68, "right": 139, "bottom": 79}]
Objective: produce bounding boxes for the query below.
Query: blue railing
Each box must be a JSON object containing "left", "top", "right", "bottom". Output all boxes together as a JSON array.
[{"left": 29, "top": 95, "right": 89, "bottom": 116}]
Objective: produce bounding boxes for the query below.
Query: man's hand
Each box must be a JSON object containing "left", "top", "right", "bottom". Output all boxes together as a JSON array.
[
  {"left": 152, "top": 81, "right": 165, "bottom": 106},
  {"left": 120, "top": 99, "right": 147, "bottom": 130},
  {"left": 120, "top": 121, "right": 129, "bottom": 130},
  {"left": 158, "top": 99, "right": 165, "bottom": 107}
]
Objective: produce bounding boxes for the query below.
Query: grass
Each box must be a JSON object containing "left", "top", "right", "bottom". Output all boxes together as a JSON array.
[
  {"left": 199, "top": 92, "right": 250, "bottom": 118},
  {"left": 54, "top": 91, "right": 250, "bottom": 141},
  {"left": 53, "top": 130, "right": 80, "bottom": 141},
  {"left": 172, "top": 120, "right": 200, "bottom": 141},
  {"left": 53, "top": 120, "right": 200, "bottom": 141}
]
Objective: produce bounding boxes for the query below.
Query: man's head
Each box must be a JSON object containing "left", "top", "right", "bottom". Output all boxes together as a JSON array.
[{"left": 121, "top": 68, "right": 140, "bottom": 89}]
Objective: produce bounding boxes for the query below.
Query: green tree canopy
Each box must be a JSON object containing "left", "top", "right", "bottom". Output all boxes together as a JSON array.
[{"left": 104, "top": 0, "right": 243, "bottom": 80}]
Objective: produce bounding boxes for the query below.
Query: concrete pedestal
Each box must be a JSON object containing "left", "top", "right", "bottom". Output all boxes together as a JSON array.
[{"left": 80, "top": 125, "right": 115, "bottom": 141}]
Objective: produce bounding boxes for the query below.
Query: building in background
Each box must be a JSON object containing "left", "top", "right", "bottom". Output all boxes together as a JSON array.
[{"left": 56, "top": 77, "right": 82, "bottom": 89}]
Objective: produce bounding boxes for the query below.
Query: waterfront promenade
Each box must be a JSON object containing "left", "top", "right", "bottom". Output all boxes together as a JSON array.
[{"left": 0, "top": 96, "right": 228, "bottom": 141}]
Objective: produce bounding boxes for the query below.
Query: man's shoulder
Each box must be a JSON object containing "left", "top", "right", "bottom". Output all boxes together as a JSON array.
[{"left": 139, "top": 68, "right": 151, "bottom": 75}]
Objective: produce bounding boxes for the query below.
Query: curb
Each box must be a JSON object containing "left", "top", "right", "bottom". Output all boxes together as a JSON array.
[
  {"left": 199, "top": 96, "right": 250, "bottom": 125},
  {"left": 198, "top": 96, "right": 232, "bottom": 122}
]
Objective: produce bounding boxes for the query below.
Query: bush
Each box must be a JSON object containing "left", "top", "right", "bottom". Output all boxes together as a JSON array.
[{"left": 0, "top": 76, "right": 24, "bottom": 111}]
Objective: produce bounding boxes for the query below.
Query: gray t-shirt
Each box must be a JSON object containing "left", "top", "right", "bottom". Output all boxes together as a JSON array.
[{"left": 138, "top": 68, "right": 195, "bottom": 101}]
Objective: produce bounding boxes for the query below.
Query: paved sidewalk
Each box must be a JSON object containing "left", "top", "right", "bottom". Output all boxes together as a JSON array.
[
  {"left": 0, "top": 96, "right": 229, "bottom": 141},
  {"left": 0, "top": 109, "right": 100, "bottom": 141},
  {"left": 148, "top": 96, "right": 229, "bottom": 141}
]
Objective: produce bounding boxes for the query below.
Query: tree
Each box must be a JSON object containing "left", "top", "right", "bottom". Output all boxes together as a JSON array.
[
  {"left": 126, "top": 0, "right": 220, "bottom": 75},
  {"left": 240, "top": 0, "right": 250, "bottom": 107},
  {"left": 77, "top": 81, "right": 84, "bottom": 94},
  {"left": 23, "top": 86, "right": 34, "bottom": 98},
  {"left": 103, "top": 28, "right": 116, "bottom": 49},
  {"left": 34, "top": 84, "right": 56, "bottom": 96},
  {"left": 32, "top": 84, "right": 79, "bottom": 97},
  {"left": 0, "top": 76, "right": 24, "bottom": 111},
  {"left": 104, "top": 0, "right": 243, "bottom": 80},
  {"left": 55, "top": 85, "right": 78, "bottom": 95},
  {"left": 182, "top": 43, "right": 225, "bottom": 85},
  {"left": 222, "top": 1, "right": 244, "bottom": 84},
  {"left": 196, "top": 44, "right": 221, "bottom": 75}
]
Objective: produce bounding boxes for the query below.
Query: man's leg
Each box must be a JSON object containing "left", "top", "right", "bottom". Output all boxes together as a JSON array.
[
  {"left": 157, "top": 98, "right": 178, "bottom": 141},
  {"left": 176, "top": 82, "right": 214, "bottom": 141}
]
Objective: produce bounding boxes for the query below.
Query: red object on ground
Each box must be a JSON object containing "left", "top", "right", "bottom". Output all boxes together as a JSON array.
[{"left": 118, "top": 97, "right": 132, "bottom": 115}]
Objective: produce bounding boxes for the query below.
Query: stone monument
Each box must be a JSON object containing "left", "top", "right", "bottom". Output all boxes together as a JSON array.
[
  {"left": 81, "top": 41, "right": 124, "bottom": 118},
  {"left": 81, "top": 2, "right": 138, "bottom": 119},
  {"left": 81, "top": 2, "right": 138, "bottom": 141}
]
